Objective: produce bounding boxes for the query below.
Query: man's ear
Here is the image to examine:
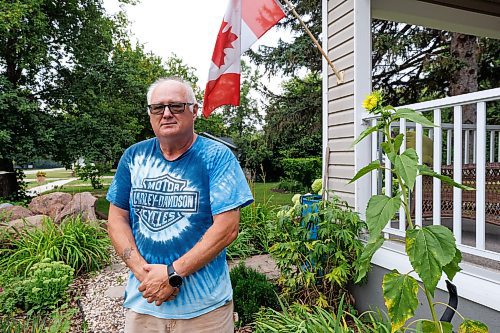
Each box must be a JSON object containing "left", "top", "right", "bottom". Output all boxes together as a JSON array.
[{"left": 192, "top": 104, "right": 199, "bottom": 119}]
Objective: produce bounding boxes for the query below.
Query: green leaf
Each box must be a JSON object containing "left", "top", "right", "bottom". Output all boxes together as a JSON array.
[
  {"left": 417, "top": 320, "right": 453, "bottom": 333},
  {"left": 406, "top": 226, "right": 456, "bottom": 295},
  {"left": 381, "top": 142, "right": 397, "bottom": 165},
  {"left": 382, "top": 271, "right": 419, "bottom": 333},
  {"left": 418, "top": 165, "right": 475, "bottom": 190},
  {"left": 394, "top": 148, "right": 419, "bottom": 191},
  {"left": 394, "top": 133, "right": 405, "bottom": 153},
  {"left": 443, "top": 247, "right": 462, "bottom": 281},
  {"left": 353, "top": 124, "right": 379, "bottom": 146},
  {"left": 366, "top": 195, "right": 401, "bottom": 241},
  {"left": 355, "top": 235, "right": 385, "bottom": 283},
  {"left": 459, "top": 319, "right": 489, "bottom": 333},
  {"left": 393, "top": 108, "right": 436, "bottom": 128},
  {"left": 349, "top": 161, "right": 381, "bottom": 184}
]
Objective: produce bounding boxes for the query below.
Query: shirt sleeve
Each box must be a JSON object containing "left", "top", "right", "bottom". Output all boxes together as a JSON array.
[
  {"left": 106, "top": 151, "right": 132, "bottom": 211},
  {"left": 209, "top": 149, "right": 254, "bottom": 216}
]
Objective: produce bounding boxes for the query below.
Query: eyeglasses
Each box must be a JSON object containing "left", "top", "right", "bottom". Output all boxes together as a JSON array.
[{"left": 147, "top": 103, "right": 194, "bottom": 115}]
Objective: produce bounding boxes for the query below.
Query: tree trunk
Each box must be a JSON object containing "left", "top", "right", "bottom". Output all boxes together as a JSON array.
[{"left": 449, "top": 33, "right": 480, "bottom": 124}]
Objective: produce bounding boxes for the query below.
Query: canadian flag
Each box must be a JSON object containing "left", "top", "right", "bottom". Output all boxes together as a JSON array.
[{"left": 202, "top": 0, "right": 285, "bottom": 118}]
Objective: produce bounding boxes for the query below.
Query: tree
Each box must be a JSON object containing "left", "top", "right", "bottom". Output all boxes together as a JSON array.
[
  {"left": 221, "top": 61, "right": 263, "bottom": 141},
  {"left": 0, "top": 0, "right": 130, "bottom": 172},
  {"left": 264, "top": 73, "right": 322, "bottom": 160}
]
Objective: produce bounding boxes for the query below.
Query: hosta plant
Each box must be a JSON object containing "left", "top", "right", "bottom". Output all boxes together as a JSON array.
[{"left": 352, "top": 92, "right": 488, "bottom": 333}]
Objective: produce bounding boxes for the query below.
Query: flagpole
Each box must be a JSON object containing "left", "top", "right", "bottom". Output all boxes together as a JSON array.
[{"left": 280, "top": 0, "right": 344, "bottom": 84}]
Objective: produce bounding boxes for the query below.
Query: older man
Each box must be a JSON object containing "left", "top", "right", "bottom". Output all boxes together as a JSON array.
[{"left": 106, "top": 77, "right": 253, "bottom": 332}]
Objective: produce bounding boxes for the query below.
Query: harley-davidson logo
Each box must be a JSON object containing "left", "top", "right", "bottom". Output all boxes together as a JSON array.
[{"left": 132, "top": 174, "right": 199, "bottom": 232}]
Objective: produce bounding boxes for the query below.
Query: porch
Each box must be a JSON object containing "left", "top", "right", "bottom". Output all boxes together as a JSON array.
[{"left": 366, "top": 88, "right": 500, "bottom": 267}]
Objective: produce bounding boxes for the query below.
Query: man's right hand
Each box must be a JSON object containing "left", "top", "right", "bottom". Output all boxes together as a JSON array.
[{"left": 138, "top": 264, "right": 179, "bottom": 306}]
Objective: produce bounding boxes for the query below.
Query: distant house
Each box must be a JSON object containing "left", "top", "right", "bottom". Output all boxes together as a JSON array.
[
  {"left": 323, "top": 0, "right": 500, "bottom": 330},
  {"left": 199, "top": 132, "right": 239, "bottom": 158}
]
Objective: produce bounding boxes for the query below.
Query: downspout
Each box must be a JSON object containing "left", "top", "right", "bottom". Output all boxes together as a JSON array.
[{"left": 322, "top": 0, "right": 329, "bottom": 196}]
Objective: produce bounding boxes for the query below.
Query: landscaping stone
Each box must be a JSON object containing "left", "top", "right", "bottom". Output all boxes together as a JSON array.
[
  {"left": 28, "top": 192, "right": 72, "bottom": 220},
  {"left": 105, "top": 285, "right": 126, "bottom": 300},
  {"left": 57, "top": 192, "right": 97, "bottom": 222},
  {"left": 0, "top": 203, "right": 13, "bottom": 209},
  {"left": 0, "top": 205, "right": 33, "bottom": 222},
  {"left": 7, "top": 214, "right": 49, "bottom": 231}
]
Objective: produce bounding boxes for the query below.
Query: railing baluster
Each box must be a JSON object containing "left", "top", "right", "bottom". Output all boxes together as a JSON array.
[
  {"left": 476, "top": 103, "right": 486, "bottom": 250},
  {"left": 490, "top": 131, "right": 495, "bottom": 163},
  {"left": 473, "top": 130, "right": 477, "bottom": 164},
  {"left": 415, "top": 122, "right": 423, "bottom": 227},
  {"left": 433, "top": 109, "right": 442, "bottom": 226},
  {"left": 371, "top": 119, "right": 378, "bottom": 196},
  {"left": 497, "top": 131, "right": 500, "bottom": 163},
  {"left": 453, "top": 106, "right": 463, "bottom": 244},
  {"left": 399, "top": 118, "right": 406, "bottom": 231},
  {"left": 464, "top": 129, "right": 470, "bottom": 164},
  {"left": 446, "top": 129, "right": 452, "bottom": 165}
]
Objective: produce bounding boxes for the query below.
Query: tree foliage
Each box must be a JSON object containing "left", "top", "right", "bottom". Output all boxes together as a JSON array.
[
  {"left": 264, "top": 73, "right": 322, "bottom": 160},
  {"left": 0, "top": 0, "right": 200, "bottom": 175}
]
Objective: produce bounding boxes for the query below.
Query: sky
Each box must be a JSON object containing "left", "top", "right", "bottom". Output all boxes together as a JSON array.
[{"left": 103, "top": 0, "right": 287, "bottom": 91}]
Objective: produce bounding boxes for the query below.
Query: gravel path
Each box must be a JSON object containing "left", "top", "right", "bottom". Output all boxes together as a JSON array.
[
  {"left": 71, "top": 255, "right": 128, "bottom": 333},
  {"left": 70, "top": 254, "right": 277, "bottom": 332}
]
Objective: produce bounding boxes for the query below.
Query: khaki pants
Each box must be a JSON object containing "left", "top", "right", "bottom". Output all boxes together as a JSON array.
[{"left": 124, "top": 301, "right": 234, "bottom": 333}]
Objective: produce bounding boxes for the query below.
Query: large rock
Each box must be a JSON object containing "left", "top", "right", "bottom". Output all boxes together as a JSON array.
[
  {"left": 28, "top": 192, "right": 72, "bottom": 220},
  {"left": 6, "top": 215, "right": 49, "bottom": 232},
  {"left": 0, "top": 205, "right": 33, "bottom": 222},
  {"left": 57, "top": 192, "right": 97, "bottom": 222}
]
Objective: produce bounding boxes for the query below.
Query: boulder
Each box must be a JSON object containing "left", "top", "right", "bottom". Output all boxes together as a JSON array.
[
  {"left": 0, "top": 205, "right": 33, "bottom": 222},
  {"left": 6, "top": 215, "right": 49, "bottom": 232},
  {"left": 28, "top": 192, "right": 72, "bottom": 220},
  {"left": 57, "top": 192, "right": 97, "bottom": 222}
]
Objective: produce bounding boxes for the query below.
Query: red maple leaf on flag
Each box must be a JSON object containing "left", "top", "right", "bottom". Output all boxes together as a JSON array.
[{"left": 211, "top": 21, "right": 238, "bottom": 68}]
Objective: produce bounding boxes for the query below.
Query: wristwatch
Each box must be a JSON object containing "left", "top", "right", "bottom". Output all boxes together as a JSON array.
[{"left": 167, "top": 264, "right": 183, "bottom": 288}]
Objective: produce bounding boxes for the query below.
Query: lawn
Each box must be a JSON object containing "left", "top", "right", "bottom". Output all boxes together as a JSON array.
[
  {"left": 46, "top": 180, "right": 293, "bottom": 217},
  {"left": 250, "top": 182, "right": 294, "bottom": 206},
  {"left": 24, "top": 169, "right": 74, "bottom": 179}
]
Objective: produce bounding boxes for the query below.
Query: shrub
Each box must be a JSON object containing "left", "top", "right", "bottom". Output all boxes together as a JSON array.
[
  {"left": 35, "top": 171, "right": 47, "bottom": 178},
  {"left": 74, "top": 162, "right": 110, "bottom": 189},
  {"left": 277, "top": 178, "right": 306, "bottom": 193},
  {"left": 280, "top": 157, "right": 321, "bottom": 189},
  {"left": 22, "top": 259, "right": 74, "bottom": 313},
  {"left": 0, "top": 216, "right": 111, "bottom": 275},
  {"left": 270, "top": 195, "right": 365, "bottom": 308},
  {"left": 230, "top": 263, "right": 279, "bottom": 327}
]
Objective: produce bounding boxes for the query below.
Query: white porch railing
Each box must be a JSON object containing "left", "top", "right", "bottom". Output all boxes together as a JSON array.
[{"left": 362, "top": 88, "right": 500, "bottom": 262}]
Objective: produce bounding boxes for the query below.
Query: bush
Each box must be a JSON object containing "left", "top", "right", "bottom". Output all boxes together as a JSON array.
[
  {"left": 0, "top": 216, "right": 111, "bottom": 275},
  {"left": 270, "top": 195, "right": 365, "bottom": 307},
  {"left": 0, "top": 259, "right": 74, "bottom": 314},
  {"left": 74, "top": 162, "right": 110, "bottom": 189},
  {"left": 22, "top": 259, "right": 74, "bottom": 313},
  {"left": 230, "top": 263, "right": 279, "bottom": 327},
  {"left": 277, "top": 178, "right": 306, "bottom": 193},
  {"left": 280, "top": 157, "right": 321, "bottom": 189}
]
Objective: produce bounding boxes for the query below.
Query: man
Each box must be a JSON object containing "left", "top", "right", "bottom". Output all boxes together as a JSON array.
[{"left": 106, "top": 77, "right": 253, "bottom": 332}]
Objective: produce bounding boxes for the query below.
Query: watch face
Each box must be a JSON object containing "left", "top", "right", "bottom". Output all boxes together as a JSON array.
[{"left": 170, "top": 274, "right": 183, "bottom": 288}]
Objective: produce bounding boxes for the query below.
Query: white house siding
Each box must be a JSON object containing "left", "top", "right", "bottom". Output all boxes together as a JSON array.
[{"left": 325, "top": 0, "right": 356, "bottom": 206}]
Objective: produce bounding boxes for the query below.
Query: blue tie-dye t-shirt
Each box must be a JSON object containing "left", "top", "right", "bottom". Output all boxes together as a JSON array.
[{"left": 106, "top": 135, "right": 254, "bottom": 319}]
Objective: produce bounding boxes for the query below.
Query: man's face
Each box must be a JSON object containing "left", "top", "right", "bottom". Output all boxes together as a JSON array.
[{"left": 149, "top": 81, "right": 198, "bottom": 140}]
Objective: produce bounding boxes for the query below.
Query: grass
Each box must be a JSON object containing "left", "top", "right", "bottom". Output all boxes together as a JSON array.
[
  {"left": 24, "top": 169, "right": 74, "bottom": 179},
  {"left": 251, "top": 182, "right": 294, "bottom": 206}
]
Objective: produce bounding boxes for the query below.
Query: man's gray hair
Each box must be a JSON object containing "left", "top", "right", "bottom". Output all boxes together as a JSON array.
[{"left": 146, "top": 77, "right": 197, "bottom": 112}]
